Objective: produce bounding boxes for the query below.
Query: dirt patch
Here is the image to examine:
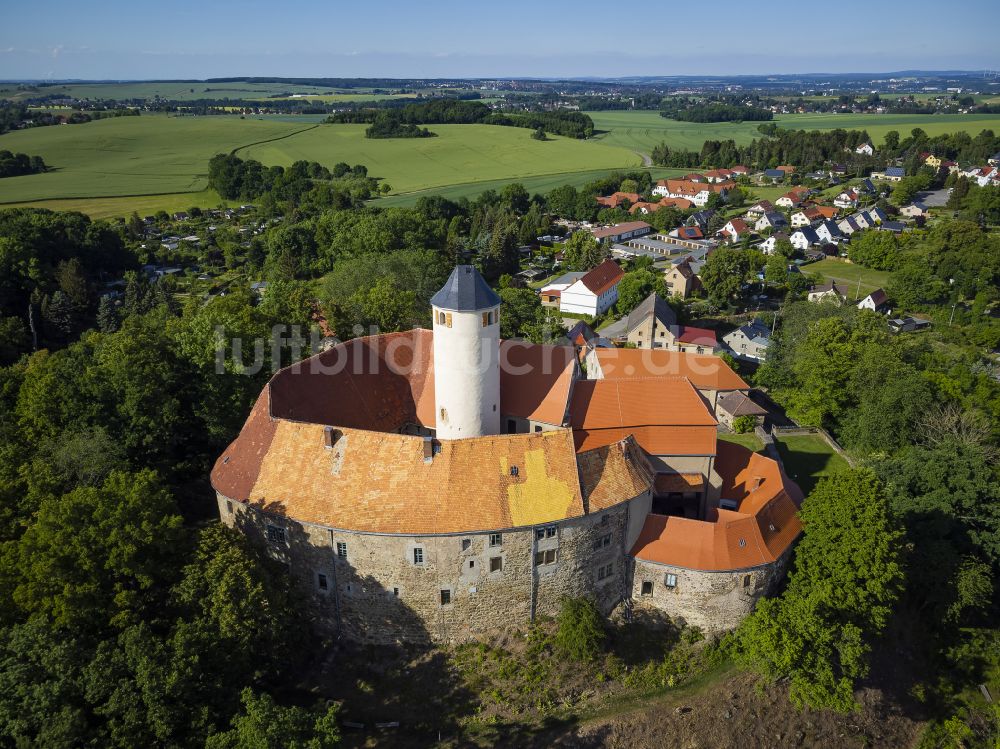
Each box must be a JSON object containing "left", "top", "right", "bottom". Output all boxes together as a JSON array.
[{"left": 543, "top": 671, "right": 923, "bottom": 749}]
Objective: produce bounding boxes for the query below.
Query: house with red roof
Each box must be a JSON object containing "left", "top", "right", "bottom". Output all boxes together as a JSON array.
[{"left": 559, "top": 258, "right": 625, "bottom": 316}]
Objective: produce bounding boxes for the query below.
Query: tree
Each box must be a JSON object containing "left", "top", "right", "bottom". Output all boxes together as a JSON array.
[
  {"left": 882, "top": 130, "right": 900, "bottom": 152},
  {"left": 96, "top": 296, "right": 119, "bottom": 334},
  {"left": 55, "top": 258, "right": 90, "bottom": 312},
  {"left": 733, "top": 470, "right": 904, "bottom": 712},
  {"left": 42, "top": 290, "right": 74, "bottom": 341},
  {"left": 349, "top": 277, "right": 417, "bottom": 333},
  {"left": 206, "top": 688, "right": 341, "bottom": 749},
  {"left": 847, "top": 230, "right": 899, "bottom": 270},
  {"left": 562, "top": 231, "right": 606, "bottom": 271},
  {"left": 11, "top": 470, "right": 184, "bottom": 632},
  {"left": 616, "top": 269, "right": 666, "bottom": 313},
  {"left": 732, "top": 414, "right": 757, "bottom": 433},
  {"left": 555, "top": 597, "right": 605, "bottom": 662},
  {"left": 764, "top": 255, "right": 788, "bottom": 287},
  {"left": 700, "top": 247, "right": 762, "bottom": 305}
]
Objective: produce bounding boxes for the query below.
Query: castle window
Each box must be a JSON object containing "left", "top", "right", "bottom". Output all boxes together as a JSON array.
[
  {"left": 440, "top": 589, "right": 451, "bottom": 606},
  {"left": 535, "top": 548, "right": 557, "bottom": 566},
  {"left": 743, "top": 574, "right": 752, "bottom": 588},
  {"left": 413, "top": 547, "right": 424, "bottom": 565},
  {"left": 665, "top": 573, "right": 677, "bottom": 588},
  {"left": 316, "top": 573, "right": 328, "bottom": 592},
  {"left": 266, "top": 525, "right": 286, "bottom": 545},
  {"left": 226, "top": 500, "right": 233, "bottom": 514},
  {"left": 445, "top": 313, "right": 453, "bottom": 328},
  {"left": 593, "top": 533, "right": 612, "bottom": 550},
  {"left": 482, "top": 312, "right": 489, "bottom": 327},
  {"left": 392, "top": 587, "right": 400, "bottom": 597},
  {"left": 469, "top": 560, "right": 475, "bottom": 568},
  {"left": 596, "top": 563, "right": 614, "bottom": 581},
  {"left": 641, "top": 581, "right": 654, "bottom": 596},
  {"left": 461, "top": 538, "right": 471, "bottom": 551},
  {"left": 601, "top": 514, "right": 610, "bottom": 526},
  {"left": 490, "top": 557, "right": 503, "bottom": 573},
  {"left": 536, "top": 526, "right": 556, "bottom": 540},
  {"left": 437, "top": 311, "right": 445, "bottom": 325},
  {"left": 489, "top": 533, "right": 502, "bottom": 547},
  {"left": 509, "top": 466, "right": 518, "bottom": 477},
  {"left": 336, "top": 542, "right": 348, "bottom": 558}
]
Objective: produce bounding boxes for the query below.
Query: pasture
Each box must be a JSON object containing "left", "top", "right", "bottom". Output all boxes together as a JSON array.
[{"left": 0, "top": 81, "right": 382, "bottom": 102}]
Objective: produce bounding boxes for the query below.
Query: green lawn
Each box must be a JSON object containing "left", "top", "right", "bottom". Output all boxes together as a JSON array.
[
  {"left": 775, "top": 434, "right": 851, "bottom": 496},
  {"left": 717, "top": 432, "right": 765, "bottom": 452},
  {"left": 802, "top": 258, "right": 891, "bottom": 299}
]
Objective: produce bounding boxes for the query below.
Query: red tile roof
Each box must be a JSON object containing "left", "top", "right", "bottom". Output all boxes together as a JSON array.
[
  {"left": 577, "top": 258, "right": 624, "bottom": 295},
  {"left": 675, "top": 326, "right": 717, "bottom": 346}
]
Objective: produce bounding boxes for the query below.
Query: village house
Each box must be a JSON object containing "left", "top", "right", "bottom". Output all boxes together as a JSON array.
[
  {"left": 663, "top": 260, "right": 701, "bottom": 299},
  {"left": 855, "top": 142, "right": 874, "bottom": 156},
  {"left": 718, "top": 218, "right": 750, "bottom": 244},
  {"left": 872, "top": 166, "right": 905, "bottom": 182},
  {"left": 814, "top": 220, "right": 843, "bottom": 244},
  {"left": 755, "top": 211, "right": 789, "bottom": 233},
  {"left": 559, "top": 259, "right": 625, "bottom": 316},
  {"left": 623, "top": 293, "right": 678, "bottom": 348},
  {"left": 807, "top": 281, "right": 848, "bottom": 304},
  {"left": 900, "top": 202, "right": 929, "bottom": 218},
  {"left": 789, "top": 227, "right": 820, "bottom": 250},
  {"left": 715, "top": 391, "right": 768, "bottom": 431},
  {"left": 833, "top": 189, "right": 859, "bottom": 210},
  {"left": 758, "top": 233, "right": 788, "bottom": 254},
  {"left": 775, "top": 188, "right": 810, "bottom": 208},
  {"left": 723, "top": 319, "right": 771, "bottom": 362},
  {"left": 744, "top": 200, "right": 775, "bottom": 219},
  {"left": 857, "top": 288, "right": 890, "bottom": 314}
]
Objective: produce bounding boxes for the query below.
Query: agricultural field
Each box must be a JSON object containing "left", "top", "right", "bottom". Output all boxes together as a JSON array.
[
  {"left": 801, "top": 257, "right": 892, "bottom": 299},
  {"left": 0, "top": 81, "right": 396, "bottom": 102},
  {"left": 0, "top": 114, "right": 308, "bottom": 203},
  {"left": 586, "top": 110, "right": 1000, "bottom": 157}
]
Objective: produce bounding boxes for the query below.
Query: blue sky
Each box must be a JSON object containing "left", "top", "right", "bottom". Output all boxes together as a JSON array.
[{"left": 2, "top": 0, "right": 998, "bottom": 80}]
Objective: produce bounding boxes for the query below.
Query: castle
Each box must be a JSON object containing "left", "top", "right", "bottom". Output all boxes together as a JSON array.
[{"left": 211, "top": 266, "right": 802, "bottom": 644}]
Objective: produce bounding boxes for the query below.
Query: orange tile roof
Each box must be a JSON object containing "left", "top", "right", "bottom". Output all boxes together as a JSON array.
[
  {"left": 216, "top": 425, "right": 592, "bottom": 534},
  {"left": 499, "top": 341, "right": 576, "bottom": 426},
  {"left": 592, "top": 348, "right": 748, "bottom": 391},
  {"left": 658, "top": 197, "right": 694, "bottom": 210},
  {"left": 661, "top": 179, "right": 735, "bottom": 197},
  {"left": 630, "top": 442, "right": 802, "bottom": 570},
  {"left": 569, "top": 378, "right": 717, "bottom": 455},
  {"left": 591, "top": 222, "right": 651, "bottom": 241},
  {"left": 578, "top": 437, "right": 655, "bottom": 512}
]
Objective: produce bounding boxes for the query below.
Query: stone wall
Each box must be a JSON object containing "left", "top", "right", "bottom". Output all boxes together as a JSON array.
[
  {"left": 218, "top": 492, "right": 640, "bottom": 645},
  {"left": 630, "top": 548, "right": 793, "bottom": 634}
]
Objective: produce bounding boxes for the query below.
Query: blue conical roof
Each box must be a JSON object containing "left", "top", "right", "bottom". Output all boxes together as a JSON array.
[{"left": 430, "top": 265, "right": 501, "bottom": 311}]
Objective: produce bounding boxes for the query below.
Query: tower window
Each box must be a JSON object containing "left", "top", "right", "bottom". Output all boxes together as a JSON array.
[
  {"left": 336, "top": 542, "right": 348, "bottom": 558},
  {"left": 482, "top": 312, "right": 489, "bottom": 327},
  {"left": 445, "top": 313, "right": 452, "bottom": 328},
  {"left": 440, "top": 589, "right": 451, "bottom": 606},
  {"left": 413, "top": 547, "right": 424, "bottom": 565},
  {"left": 641, "top": 581, "right": 653, "bottom": 596},
  {"left": 437, "top": 311, "right": 446, "bottom": 325},
  {"left": 317, "top": 573, "right": 328, "bottom": 591}
]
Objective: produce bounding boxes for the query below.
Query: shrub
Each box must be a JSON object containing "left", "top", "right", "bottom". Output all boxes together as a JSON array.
[
  {"left": 732, "top": 415, "right": 757, "bottom": 434},
  {"left": 555, "top": 597, "right": 605, "bottom": 662}
]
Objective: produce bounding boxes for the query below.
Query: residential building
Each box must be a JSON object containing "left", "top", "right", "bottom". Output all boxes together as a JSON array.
[
  {"left": 663, "top": 260, "right": 701, "bottom": 299},
  {"left": 723, "top": 319, "right": 771, "bottom": 362},
  {"left": 807, "top": 281, "right": 847, "bottom": 304},
  {"left": 559, "top": 259, "right": 625, "bottom": 316},
  {"left": 716, "top": 392, "right": 768, "bottom": 430},
  {"left": 857, "top": 288, "right": 890, "bottom": 314},
  {"left": 539, "top": 271, "right": 586, "bottom": 308},
  {"left": 624, "top": 293, "right": 678, "bottom": 348},
  {"left": 755, "top": 211, "right": 789, "bottom": 232},
  {"left": 591, "top": 221, "right": 652, "bottom": 244}
]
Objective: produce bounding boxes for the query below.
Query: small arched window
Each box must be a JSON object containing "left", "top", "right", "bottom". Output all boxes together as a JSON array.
[{"left": 437, "top": 311, "right": 446, "bottom": 325}]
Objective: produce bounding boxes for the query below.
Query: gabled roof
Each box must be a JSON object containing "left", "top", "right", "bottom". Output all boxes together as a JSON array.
[
  {"left": 717, "top": 391, "right": 767, "bottom": 417},
  {"left": 431, "top": 265, "right": 501, "bottom": 311},
  {"left": 575, "top": 259, "right": 624, "bottom": 295},
  {"left": 591, "top": 222, "right": 651, "bottom": 240},
  {"left": 592, "top": 347, "right": 748, "bottom": 391},
  {"left": 885, "top": 166, "right": 905, "bottom": 177},
  {"left": 861, "top": 288, "right": 888, "bottom": 307},
  {"left": 625, "top": 293, "right": 677, "bottom": 335},
  {"left": 675, "top": 325, "right": 717, "bottom": 346}
]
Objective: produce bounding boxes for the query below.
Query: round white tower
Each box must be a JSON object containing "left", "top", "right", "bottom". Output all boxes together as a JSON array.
[{"left": 431, "top": 266, "right": 501, "bottom": 440}]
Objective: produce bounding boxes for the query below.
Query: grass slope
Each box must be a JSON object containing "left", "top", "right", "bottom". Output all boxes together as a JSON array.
[
  {"left": 0, "top": 114, "right": 305, "bottom": 203},
  {"left": 776, "top": 434, "right": 851, "bottom": 496},
  {"left": 239, "top": 123, "right": 641, "bottom": 195}
]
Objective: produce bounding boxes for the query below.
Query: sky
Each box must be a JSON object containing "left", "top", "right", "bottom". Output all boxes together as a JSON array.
[{"left": 2, "top": 0, "right": 999, "bottom": 80}]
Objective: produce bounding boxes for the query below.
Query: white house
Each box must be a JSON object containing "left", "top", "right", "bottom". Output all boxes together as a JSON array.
[
  {"left": 790, "top": 210, "right": 812, "bottom": 228},
  {"left": 723, "top": 319, "right": 771, "bottom": 361},
  {"left": 900, "top": 202, "right": 929, "bottom": 218},
  {"left": 857, "top": 288, "right": 890, "bottom": 314},
  {"left": 834, "top": 190, "right": 859, "bottom": 210},
  {"left": 720, "top": 218, "right": 750, "bottom": 243},
  {"left": 759, "top": 233, "right": 788, "bottom": 254},
  {"left": 755, "top": 211, "right": 789, "bottom": 232},
  {"left": 815, "top": 220, "right": 842, "bottom": 244},
  {"left": 855, "top": 143, "right": 874, "bottom": 156},
  {"left": 559, "top": 259, "right": 625, "bottom": 316},
  {"left": 790, "top": 227, "right": 820, "bottom": 250},
  {"left": 807, "top": 282, "right": 848, "bottom": 304}
]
